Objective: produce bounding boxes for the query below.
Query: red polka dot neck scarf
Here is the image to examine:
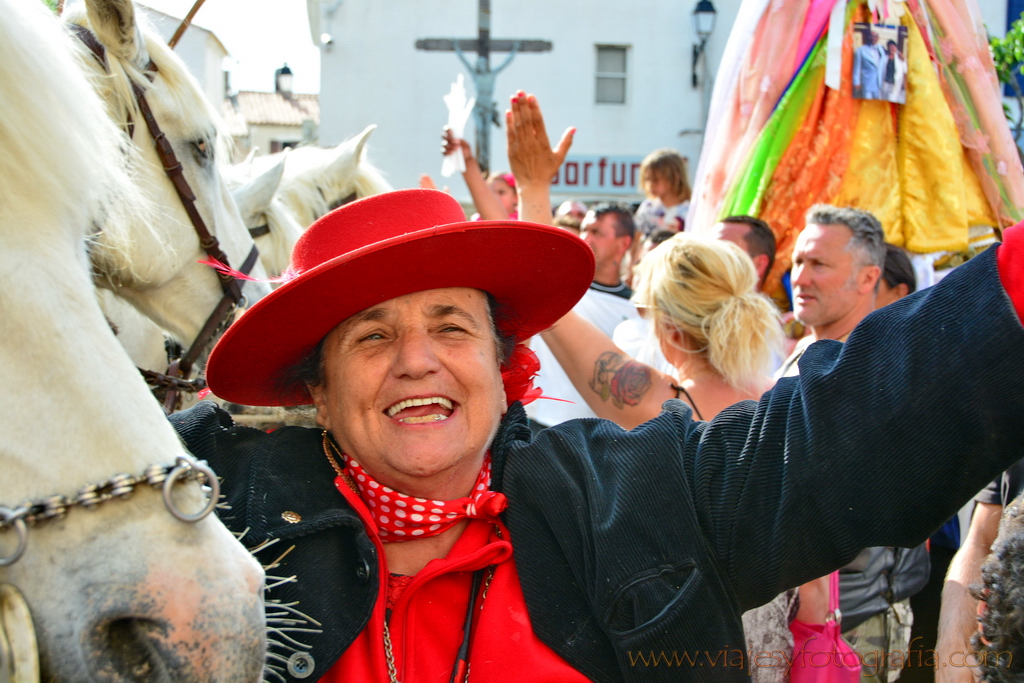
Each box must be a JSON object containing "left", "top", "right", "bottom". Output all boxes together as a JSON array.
[{"left": 324, "top": 433, "right": 507, "bottom": 542}]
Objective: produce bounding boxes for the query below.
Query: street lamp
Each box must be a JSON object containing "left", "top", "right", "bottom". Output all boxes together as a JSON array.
[
  {"left": 691, "top": 0, "right": 717, "bottom": 88},
  {"left": 275, "top": 63, "right": 294, "bottom": 97}
]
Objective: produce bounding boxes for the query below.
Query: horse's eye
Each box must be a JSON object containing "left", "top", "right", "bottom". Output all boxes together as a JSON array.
[{"left": 193, "top": 139, "right": 212, "bottom": 162}]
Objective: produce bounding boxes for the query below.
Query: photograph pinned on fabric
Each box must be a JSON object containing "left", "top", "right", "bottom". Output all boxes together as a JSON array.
[{"left": 851, "top": 23, "right": 908, "bottom": 104}]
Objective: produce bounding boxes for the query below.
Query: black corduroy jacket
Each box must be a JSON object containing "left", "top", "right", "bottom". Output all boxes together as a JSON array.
[{"left": 172, "top": 246, "right": 1024, "bottom": 683}]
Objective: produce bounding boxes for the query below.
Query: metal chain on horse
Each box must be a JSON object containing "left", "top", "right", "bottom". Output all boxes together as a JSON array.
[
  {"left": 69, "top": 25, "right": 259, "bottom": 412},
  {"left": 0, "top": 453, "right": 220, "bottom": 567}
]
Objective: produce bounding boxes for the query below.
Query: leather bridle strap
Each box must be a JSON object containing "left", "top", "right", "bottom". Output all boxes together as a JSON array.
[
  {"left": 178, "top": 243, "right": 259, "bottom": 378},
  {"left": 70, "top": 25, "right": 260, "bottom": 408},
  {"left": 129, "top": 76, "right": 245, "bottom": 304},
  {"left": 157, "top": 242, "right": 258, "bottom": 412},
  {"left": 70, "top": 24, "right": 248, "bottom": 303}
]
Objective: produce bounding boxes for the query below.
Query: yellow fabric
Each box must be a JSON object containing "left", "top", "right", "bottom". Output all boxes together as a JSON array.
[
  {"left": 835, "top": 11, "right": 995, "bottom": 251},
  {"left": 961, "top": 146, "right": 998, "bottom": 227},
  {"left": 898, "top": 11, "right": 969, "bottom": 253},
  {"left": 834, "top": 101, "right": 903, "bottom": 245}
]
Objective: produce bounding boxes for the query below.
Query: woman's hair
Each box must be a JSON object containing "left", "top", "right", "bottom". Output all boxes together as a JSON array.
[
  {"left": 639, "top": 149, "right": 692, "bottom": 203},
  {"left": 486, "top": 171, "right": 516, "bottom": 188},
  {"left": 633, "top": 234, "right": 781, "bottom": 391},
  {"left": 973, "top": 498, "right": 1024, "bottom": 683}
]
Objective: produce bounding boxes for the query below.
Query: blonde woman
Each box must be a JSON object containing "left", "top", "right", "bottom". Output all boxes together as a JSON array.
[
  {"left": 540, "top": 233, "right": 779, "bottom": 427},
  {"left": 540, "top": 233, "right": 816, "bottom": 683}
]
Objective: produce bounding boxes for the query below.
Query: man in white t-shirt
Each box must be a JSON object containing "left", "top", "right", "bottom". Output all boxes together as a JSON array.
[{"left": 528, "top": 204, "right": 641, "bottom": 429}]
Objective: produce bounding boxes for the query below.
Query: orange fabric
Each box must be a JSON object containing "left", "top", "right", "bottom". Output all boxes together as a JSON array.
[{"left": 758, "top": 14, "right": 859, "bottom": 300}]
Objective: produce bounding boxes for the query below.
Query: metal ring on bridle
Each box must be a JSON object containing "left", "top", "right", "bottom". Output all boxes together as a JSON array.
[
  {"left": 162, "top": 455, "right": 219, "bottom": 522},
  {"left": 0, "top": 507, "right": 29, "bottom": 567}
]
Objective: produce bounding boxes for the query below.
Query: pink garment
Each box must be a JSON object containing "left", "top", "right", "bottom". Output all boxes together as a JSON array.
[
  {"left": 794, "top": 0, "right": 841, "bottom": 72},
  {"left": 690, "top": 0, "right": 812, "bottom": 233}
]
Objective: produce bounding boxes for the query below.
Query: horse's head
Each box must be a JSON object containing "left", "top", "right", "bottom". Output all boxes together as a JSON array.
[
  {"left": 228, "top": 153, "right": 306, "bottom": 280},
  {"left": 272, "top": 124, "right": 394, "bottom": 228},
  {"left": 67, "top": 0, "right": 271, "bottom": 348},
  {"left": 0, "top": 2, "right": 265, "bottom": 681}
]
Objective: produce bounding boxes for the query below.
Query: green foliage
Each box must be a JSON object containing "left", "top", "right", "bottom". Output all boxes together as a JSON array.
[
  {"left": 991, "top": 14, "right": 1024, "bottom": 85},
  {"left": 40, "top": 0, "right": 58, "bottom": 11},
  {"left": 991, "top": 13, "right": 1024, "bottom": 150}
]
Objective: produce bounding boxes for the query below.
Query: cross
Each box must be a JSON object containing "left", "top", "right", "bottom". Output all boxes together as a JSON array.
[{"left": 416, "top": 0, "right": 552, "bottom": 174}]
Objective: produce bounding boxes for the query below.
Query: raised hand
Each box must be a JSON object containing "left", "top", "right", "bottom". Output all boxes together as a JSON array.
[
  {"left": 505, "top": 92, "right": 574, "bottom": 225},
  {"left": 506, "top": 92, "right": 574, "bottom": 187},
  {"left": 442, "top": 126, "right": 474, "bottom": 166}
]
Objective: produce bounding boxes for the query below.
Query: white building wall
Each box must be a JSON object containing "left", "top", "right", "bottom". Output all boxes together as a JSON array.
[
  {"left": 313, "top": 0, "right": 740, "bottom": 204},
  {"left": 251, "top": 124, "right": 305, "bottom": 154},
  {"left": 983, "top": 0, "right": 1010, "bottom": 38},
  {"left": 139, "top": 5, "right": 228, "bottom": 107}
]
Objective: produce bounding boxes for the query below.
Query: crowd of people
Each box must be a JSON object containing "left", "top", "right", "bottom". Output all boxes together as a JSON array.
[{"left": 169, "top": 91, "right": 1024, "bottom": 683}]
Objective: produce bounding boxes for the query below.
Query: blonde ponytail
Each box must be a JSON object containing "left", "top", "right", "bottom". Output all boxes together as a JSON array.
[{"left": 634, "top": 234, "right": 782, "bottom": 391}]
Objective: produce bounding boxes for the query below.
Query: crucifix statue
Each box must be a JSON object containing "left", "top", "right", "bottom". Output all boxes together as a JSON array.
[{"left": 416, "top": 0, "right": 552, "bottom": 173}]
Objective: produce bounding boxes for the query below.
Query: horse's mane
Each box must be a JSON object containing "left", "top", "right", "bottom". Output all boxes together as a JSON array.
[
  {"left": 0, "top": 1, "right": 143, "bottom": 257},
  {"left": 63, "top": 6, "right": 227, "bottom": 143},
  {"left": 276, "top": 144, "right": 394, "bottom": 227},
  {"left": 259, "top": 198, "right": 305, "bottom": 277}
]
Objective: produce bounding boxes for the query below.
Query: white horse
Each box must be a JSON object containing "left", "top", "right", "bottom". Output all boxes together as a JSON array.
[
  {"left": 0, "top": 1, "right": 265, "bottom": 681},
  {"left": 66, "top": 0, "right": 272, "bottom": 354},
  {"left": 246, "top": 125, "right": 393, "bottom": 225},
  {"left": 99, "top": 160, "right": 295, "bottom": 385},
  {"left": 229, "top": 154, "right": 305, "bottom": 279},
  {"left": 223, "top": 125, "right": 392, "bottom": 280}
]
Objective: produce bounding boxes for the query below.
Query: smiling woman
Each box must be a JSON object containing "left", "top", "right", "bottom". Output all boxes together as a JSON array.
[
  {"left": 172, "top": 183, "right": 1024, "bottom": 683},
  {"left": 307, "top": 288, "right": 508, "bottom": 504}
]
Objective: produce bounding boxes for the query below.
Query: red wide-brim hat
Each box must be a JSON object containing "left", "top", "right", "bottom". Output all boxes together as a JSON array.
[{"left": 206, "top": 188, "right": 595, "bottom": 406}]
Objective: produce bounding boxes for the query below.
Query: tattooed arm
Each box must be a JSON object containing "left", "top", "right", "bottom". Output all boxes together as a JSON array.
[{"left": 540, "top": 310, "right": 678, "bottom": 429}]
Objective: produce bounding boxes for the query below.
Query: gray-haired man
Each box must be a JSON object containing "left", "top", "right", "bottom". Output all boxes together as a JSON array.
[
  {"left": 779, "top": 204, "right": 886, "bottom": 373},
  {"left": 779, "top": 205, "right": 927, "bottom": 683}
]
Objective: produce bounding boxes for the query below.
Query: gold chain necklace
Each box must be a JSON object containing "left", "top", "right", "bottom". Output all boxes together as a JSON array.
[
  {"left": 381, "top": 565, "right": 496, "bottom": 683},
  {"left": 322, "top": 431, "right": 359, "bottom": 495}
]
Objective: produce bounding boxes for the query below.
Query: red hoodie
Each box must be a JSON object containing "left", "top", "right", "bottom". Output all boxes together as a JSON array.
[{"left": 321, "top": 474, "right": 590, "bottom": 683}]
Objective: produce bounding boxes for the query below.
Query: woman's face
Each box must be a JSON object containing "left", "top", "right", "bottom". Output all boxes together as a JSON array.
[
  {"left": 308, "top": 288, "right": 507, "bottom": 500},
  {"left": 489, "top": 177, "right": 517, "bottom": 215}
]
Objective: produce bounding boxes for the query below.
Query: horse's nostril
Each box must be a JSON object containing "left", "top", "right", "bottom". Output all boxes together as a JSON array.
[{"left": 94, "top": 617, "right": 169, "bottom": 682}]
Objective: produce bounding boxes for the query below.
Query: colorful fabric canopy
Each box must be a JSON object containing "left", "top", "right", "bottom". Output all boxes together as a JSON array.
[{"left": 688, "top": 0, "right": 1022, "bottom": 301}]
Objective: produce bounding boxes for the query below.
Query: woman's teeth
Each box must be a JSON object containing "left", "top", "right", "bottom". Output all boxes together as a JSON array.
[
  {"left": 386, "top": 396, "right": 454, "bottom": 419},
  {"left": 398, "top": 414, "right": 449, "bottom": 424}
]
